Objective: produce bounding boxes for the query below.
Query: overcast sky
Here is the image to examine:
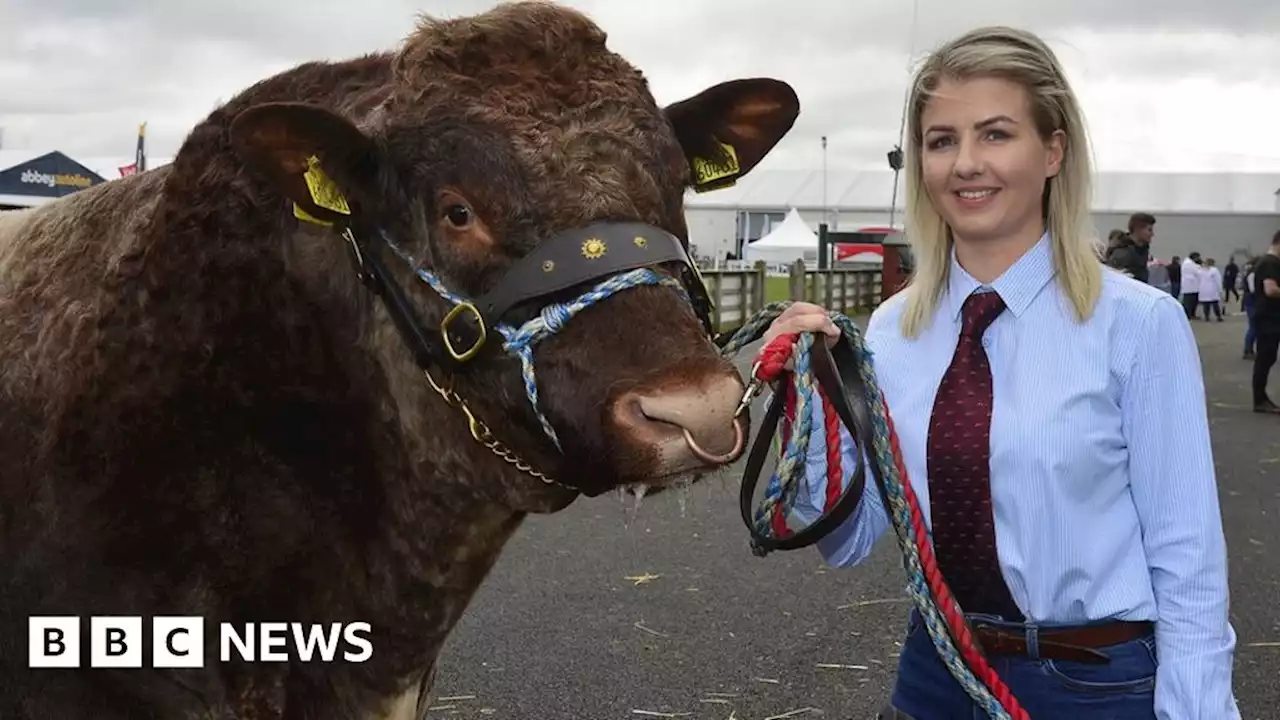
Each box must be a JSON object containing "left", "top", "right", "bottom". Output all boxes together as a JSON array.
[{"left": 1, "top": 0, "right": 1278, "bottom": 174}]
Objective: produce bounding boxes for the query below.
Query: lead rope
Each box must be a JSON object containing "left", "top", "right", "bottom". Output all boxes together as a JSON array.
[
  {"left": 380, "top": 239, "right": 1024, "bottom": 717},
  {"left": 720, "top": 302, "right": 1030, "bottom": 720}
]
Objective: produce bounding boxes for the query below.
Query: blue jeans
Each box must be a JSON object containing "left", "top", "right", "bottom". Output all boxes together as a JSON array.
[
  {"left": 889, "top": 610, "right": 1158, "bottom": 719},
  {"left": 1245, "top": 298, "right": 1257, "bottom": 354}
]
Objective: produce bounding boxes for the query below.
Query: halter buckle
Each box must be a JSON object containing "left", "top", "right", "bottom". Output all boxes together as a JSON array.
[{"left": 441, "top": 302, "right": 487, "bottom": 362}]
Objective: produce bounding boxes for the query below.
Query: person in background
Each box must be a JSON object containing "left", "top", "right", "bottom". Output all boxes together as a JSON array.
[
  {"left": 1146, "top": 257, "right": 1171, "bottom": 295},
  {"left": 1168, "top": 254, "right": 1182, "bottom": 297},
  {"left": 1103, "top": 213, "right": 1153, "bottom": 282},
  {"left": 1103, "top": 228, "right": 1127, "bottom": 263},
  {"left": 1199, "top": 258, "right": 1224, "bottom": 321},
  {"left": 1181, "top": 252, "right": 1202, "bottom": 318},
  {"left": 1223, "top": 257, "right": 1240, "bottom": 305},
  {"left": 1238, "top": 265, "right": 1250, "bottom": 312},
  {"left": 1243, "top": 258, "right": 1257, "bottom": 360},
  {"left": 765, "top": 24, "right": 1239, "bottom": 719},
  {"left": 1251, "top": 231, "right": 1280, "bottom": 414}
]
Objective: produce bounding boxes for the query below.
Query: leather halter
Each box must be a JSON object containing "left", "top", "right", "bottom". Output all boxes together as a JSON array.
[
  {"left": 330, "top": 217, "right": 716, "bottom": 491},
  {"left": 430, "top": 221, "right": 716, "bottom": 364}
]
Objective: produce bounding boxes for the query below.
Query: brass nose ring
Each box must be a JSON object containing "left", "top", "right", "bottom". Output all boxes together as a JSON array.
[{"left": 682, "top": 416, "right": 746, "bottom": 464}]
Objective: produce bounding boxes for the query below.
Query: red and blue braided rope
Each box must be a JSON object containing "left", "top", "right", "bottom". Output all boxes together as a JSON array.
[{"left": 742, "top": 322, "right": 1030, "bottom": 720}]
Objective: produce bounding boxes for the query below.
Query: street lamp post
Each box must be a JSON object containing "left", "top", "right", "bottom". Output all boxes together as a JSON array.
[{"left": 821, "top": 135, "right": 828, "bottom": 227}]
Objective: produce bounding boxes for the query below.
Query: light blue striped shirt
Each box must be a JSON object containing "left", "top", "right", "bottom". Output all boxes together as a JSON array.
[{"left": 794, "top": 232, "right": 1239, "bottom": 718}]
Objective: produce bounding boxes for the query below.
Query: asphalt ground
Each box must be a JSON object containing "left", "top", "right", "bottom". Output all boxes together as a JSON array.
[{"left": 431, "top": 308, "right": 1280, "bottom": 720}]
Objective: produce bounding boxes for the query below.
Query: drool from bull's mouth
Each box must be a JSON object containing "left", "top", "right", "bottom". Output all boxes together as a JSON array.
[{"left": 617, "top": 473, "right": 705, "bottom": 524}]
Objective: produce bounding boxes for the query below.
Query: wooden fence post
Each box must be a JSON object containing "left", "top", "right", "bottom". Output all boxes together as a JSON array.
[
  {"left": 708, "top": 271, "right": 723, "bottom": 330},
  {"left": 752, "top": 260, "right": 767, "bottom": 313},
  {"left": 788, "top": 260, "right": 806, "bottom": 301}
]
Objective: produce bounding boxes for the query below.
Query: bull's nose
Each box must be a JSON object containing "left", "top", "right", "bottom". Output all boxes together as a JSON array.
[{"left": 612, "top": 373, "right": 747, "bottom": 468}]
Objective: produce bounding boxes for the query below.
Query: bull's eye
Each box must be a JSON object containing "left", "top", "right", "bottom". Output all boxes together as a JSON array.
[{"left": 444, "top": 204, "right": 472, "bottom": 228}]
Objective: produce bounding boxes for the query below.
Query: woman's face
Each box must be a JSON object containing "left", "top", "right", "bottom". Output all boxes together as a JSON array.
[{"left": 919, "top": 75, "right": 1064, "bottom": 247}]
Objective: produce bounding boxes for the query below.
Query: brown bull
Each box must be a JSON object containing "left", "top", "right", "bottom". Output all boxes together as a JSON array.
[{"left": 0, "top": 2, "right": 799, "bottom": 718}]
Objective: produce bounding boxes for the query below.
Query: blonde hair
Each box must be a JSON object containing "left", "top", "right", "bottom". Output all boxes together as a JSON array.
[{"left": 898, "top": 26, "right": 1102, "bottom": 338}]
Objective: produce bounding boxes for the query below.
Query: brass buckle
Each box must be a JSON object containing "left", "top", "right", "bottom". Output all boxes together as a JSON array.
[{"left": 440, "top": 302, "right": 487, "bottom": 362}]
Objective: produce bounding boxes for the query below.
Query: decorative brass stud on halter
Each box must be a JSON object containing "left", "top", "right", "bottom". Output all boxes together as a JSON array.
[{"left": 581, "top": 238, "right": 607, "bottom": 259}]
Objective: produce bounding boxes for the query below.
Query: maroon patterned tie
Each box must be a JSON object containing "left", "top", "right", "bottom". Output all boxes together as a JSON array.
[{"left": 926, "top": 290, "right": 1021, "bottom": 619}]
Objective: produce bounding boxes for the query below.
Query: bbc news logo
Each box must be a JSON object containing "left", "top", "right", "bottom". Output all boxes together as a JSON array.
[{"left": 28, "top": 617, "right": 373, "bottom": 668}]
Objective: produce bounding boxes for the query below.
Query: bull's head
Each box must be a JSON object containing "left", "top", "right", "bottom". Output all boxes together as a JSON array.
[{"left": 228, "top": 2, "right": 798, "bottom": 509}]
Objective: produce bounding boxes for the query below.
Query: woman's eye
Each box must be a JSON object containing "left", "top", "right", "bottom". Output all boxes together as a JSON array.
[{"left": 445, "top": 204, "right": 472, "bottom": 228}]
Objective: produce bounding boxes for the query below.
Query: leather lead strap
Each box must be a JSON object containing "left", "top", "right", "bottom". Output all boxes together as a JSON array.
[{"left": 738, "top": 338, "right": 882, "bottom": 554}]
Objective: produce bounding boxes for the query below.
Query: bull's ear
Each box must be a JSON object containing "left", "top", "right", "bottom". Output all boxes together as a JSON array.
[
  {"left": 663, "top": 78, "right": 800, "bottom": 193},
  {"left": 229, "top": 102, "right": 382, "bottom": 227}
]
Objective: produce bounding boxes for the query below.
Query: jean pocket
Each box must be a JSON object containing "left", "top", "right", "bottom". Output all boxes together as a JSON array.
[{"left": 1041, "top": 634, "right": 1157, "bottom": 695}]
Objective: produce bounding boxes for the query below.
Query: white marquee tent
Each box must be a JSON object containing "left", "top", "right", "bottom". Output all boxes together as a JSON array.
[{"left": 743, "top": 208, "right": 818, "bottom": 266}]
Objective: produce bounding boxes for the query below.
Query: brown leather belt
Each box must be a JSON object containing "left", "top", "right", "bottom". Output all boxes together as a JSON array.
[{"left": 973, "top": 620, "right": 1154, "bottom": 665}]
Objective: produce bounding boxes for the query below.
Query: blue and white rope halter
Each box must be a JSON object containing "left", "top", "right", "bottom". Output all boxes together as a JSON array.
[{"left": 378, "top": 230, "right": 690, "bottom": 451}]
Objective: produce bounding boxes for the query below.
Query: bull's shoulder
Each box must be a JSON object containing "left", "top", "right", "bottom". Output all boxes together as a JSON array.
[
  {"left": 0, "top": 167, "right": 169, "bottom": 284},
  {"left": 0, "top": 170, "right": 172, "bottom": 488}
]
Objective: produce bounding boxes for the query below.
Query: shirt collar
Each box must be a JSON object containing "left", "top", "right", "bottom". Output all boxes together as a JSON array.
[{"left": 945, "top": 231, "right": 1056, "bottom": 322}]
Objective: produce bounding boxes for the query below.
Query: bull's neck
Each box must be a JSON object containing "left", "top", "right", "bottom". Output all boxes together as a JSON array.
[{"left": 374, "top": 477, "right": 526, "bottom": 651}]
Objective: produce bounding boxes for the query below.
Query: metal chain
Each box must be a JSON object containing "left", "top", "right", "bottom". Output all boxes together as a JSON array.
[{"left": 422, "top": 368, "right": 564, "bottom": 488}]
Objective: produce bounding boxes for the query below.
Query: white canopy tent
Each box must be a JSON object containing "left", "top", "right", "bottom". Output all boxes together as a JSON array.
[{"left": 743, "top": 208, "right": 818, "bottom": 266}]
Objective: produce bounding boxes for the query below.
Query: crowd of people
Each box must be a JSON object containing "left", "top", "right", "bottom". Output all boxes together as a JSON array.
[{"left": 1103, "top": 218, "right": 1280, "bottom": 414}]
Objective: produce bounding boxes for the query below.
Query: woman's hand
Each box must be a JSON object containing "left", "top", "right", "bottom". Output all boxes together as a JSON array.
[{"left": 760, "top": 302, "right": 841, "bottom": 349}]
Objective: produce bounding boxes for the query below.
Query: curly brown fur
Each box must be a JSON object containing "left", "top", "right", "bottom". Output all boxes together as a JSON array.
[{"left": 0, "top": 2, "right": 799, "bottom": 718}]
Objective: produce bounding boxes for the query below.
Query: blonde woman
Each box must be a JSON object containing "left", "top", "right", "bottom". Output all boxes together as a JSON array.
[{"left": 763, "top": 26, "right": 1239, "bottom": 718}]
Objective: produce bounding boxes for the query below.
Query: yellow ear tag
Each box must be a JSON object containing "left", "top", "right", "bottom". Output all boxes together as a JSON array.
[
  {"left": 691, "top": 140, "right": 741, "bottom": 193},
  {"left": 293, "top": 203, "right": 333, "bottom": 227},
  {"left": 302, "top": 155, "right": 351, "bottom": 215}
]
